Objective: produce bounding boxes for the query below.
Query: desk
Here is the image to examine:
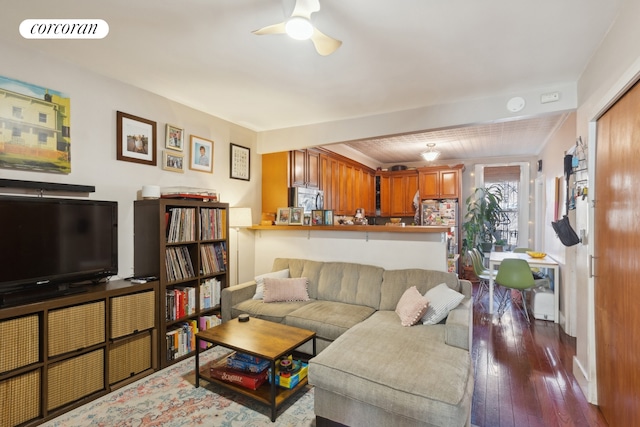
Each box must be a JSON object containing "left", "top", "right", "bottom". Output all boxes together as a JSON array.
[{"left": 488, "top": 252, "right": 559, "bottom": 323}]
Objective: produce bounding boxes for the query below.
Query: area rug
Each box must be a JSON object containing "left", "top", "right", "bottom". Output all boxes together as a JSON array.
[{"left": 42, "top": 346, "right": 315, "bottom": 427}]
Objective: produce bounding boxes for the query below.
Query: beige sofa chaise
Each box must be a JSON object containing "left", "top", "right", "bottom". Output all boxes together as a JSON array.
[{"left": 221, "top": 258, "right": 474, "bottom": 427}]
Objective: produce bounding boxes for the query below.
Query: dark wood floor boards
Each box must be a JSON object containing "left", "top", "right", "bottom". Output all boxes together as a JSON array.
[{"left": 471, "top": 286, "right": 608, "bottom": 427}]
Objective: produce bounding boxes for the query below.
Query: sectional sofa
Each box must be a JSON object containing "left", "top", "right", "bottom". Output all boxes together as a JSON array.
[{"left": 221, "top": 258, "right": 474, "bottom": 427}]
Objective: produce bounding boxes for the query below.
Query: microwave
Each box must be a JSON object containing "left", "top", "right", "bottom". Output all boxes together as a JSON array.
[{"left": 290, "top": 187, "right": 324, "bottom": 212}]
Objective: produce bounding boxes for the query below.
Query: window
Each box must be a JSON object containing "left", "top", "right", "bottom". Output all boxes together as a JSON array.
[
  {"left": 39, "top": 113, "right": 47, "bottom": 123},
  {"left": 474, "top": 163, "right": 530, "bottom": 249},
  {"left": 12, "top": 106, "right": 22, "bottom": 119},
  {"left": 484, "top": 166, "right": 520, "bottom": 247},
  {"left": 38, "top": 132, "right": 47, "bottom": 144}
]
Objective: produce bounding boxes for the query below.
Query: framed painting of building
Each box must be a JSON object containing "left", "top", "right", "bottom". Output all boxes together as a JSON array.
[{"left": 0, "top": 75, "right": 71, "bottom": 174}]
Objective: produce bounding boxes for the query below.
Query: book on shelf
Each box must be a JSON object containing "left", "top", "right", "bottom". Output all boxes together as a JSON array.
[
  {"left": 165, "top": 246, "right": 195, "bottom": 282},
  {"left": 200, "top": 208, "right": 226, "bottom": 240},
  {"left": 165, "top": 320, "right": 198, "bottom": 361},
  {"left": 166, "top": 207, "right": 196, "bottom": 243},
  {"left": 199, "top": 278, "right": 221, "bottom": 310},
  {"left": 198, "top": 314, "right": 221, "bottom": 349}
]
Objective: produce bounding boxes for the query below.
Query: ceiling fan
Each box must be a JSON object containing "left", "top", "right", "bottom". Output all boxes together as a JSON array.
[{"left": 252, "top": 0, "right": 342, "bottom": 56}]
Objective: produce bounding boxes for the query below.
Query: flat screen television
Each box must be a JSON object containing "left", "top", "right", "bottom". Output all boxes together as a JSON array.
[{"left": 0, "top": 196, "right": 118, "bottom": 306}]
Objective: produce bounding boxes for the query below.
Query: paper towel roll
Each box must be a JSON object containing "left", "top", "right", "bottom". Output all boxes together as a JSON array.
[{"left": 141, "top": 185, "right": 160, "bottom": 199}]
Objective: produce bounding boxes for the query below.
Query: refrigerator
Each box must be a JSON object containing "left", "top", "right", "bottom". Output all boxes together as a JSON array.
[{"left": 422, "top": 200, "right": 459, "bottom": 273}]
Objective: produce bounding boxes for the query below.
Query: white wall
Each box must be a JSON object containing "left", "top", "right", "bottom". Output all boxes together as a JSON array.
[
  {"left": 538, "top": 112, "right": 577, "bottom": 336},
  {"left": 0, "top": 40, "right": 260, "bottom": 285},
  {"left": 253, "top": 229, "right": 447, "bottom": 275},
  {"left": 573, "top": 0, "right": 640, "bottom": 404}
]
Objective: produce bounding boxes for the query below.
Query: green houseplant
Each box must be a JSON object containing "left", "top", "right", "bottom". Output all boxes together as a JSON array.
[{"left": 462, "top": 186, "right": 504, "bottom": 255}]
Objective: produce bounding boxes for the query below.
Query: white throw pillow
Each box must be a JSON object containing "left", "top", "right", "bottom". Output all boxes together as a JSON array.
[
  {"left": 421, "top": 283, "right": 464, "bottom": 325},
  {"left": 252, "top": 269, "right": 290, "bottom": 299}
]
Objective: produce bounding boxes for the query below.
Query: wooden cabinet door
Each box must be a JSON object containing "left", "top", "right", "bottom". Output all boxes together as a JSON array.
[
  {"left": 406, "top": 174, "right": 419, "bottom": 215},
  {"left": 419, "top": 170, "right": 439, "bottom": 199},
  {"left": 306, "top": 149, "right": 320, "bottom": 188},
  {"left": 439, "top": 169, "right": 459, "bottom": 199},
  {"left": 320, "top": 154, "right": 332, "bottom": 209},
  {"left": 290, "top": 150, "right": 306, "bottom": 187},
  {"left": 389, "top": 175, "right": 406, "bottom": 216},
  {"left": 331, "top": 158, "right": 341, "bottom": 213}
]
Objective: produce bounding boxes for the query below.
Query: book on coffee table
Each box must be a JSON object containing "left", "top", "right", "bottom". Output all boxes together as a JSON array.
[{"left": 209, "top": 354, "right": 268, "bottom": 390}]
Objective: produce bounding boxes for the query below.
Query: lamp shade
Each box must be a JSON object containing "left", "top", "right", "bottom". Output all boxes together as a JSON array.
[{"left": 229, "top": 207, "right": 253, "bottom": 228}]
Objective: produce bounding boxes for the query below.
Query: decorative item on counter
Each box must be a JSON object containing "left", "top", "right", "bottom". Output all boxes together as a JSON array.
[{"left": 353, "top": 208, "right": 368, "bottom": 225}]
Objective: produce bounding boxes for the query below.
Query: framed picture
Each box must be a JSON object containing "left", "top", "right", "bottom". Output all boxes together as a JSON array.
[
  {"left": 230, "top": 143, "right": 250, "bottom": 181},
  {"left": 312, "top": 210, "right": 324, "bottom": 226},
  {"left": 289, "top": 207, "right": 304, "bottom": 225},
  {"left": 162, "top": 150, "right": 184, "bottom": 173},
  {"left": 276, "top": 207, "right": 290, "bottom": 225},
  {"left": 190, "top": 135, "right": 214, "bottom": 173},
  {"left": 324, "top": 210, "right": 334, "bottom": 226},
  {"left": 165, "top": 124, "right": 184, "bottom": 151},
  {"left": 303, "top": 214, "right": 311, "bottom": 226},
  {"left": 116, "top": 111, "right": 157, "bottom": 166},
  {"left": 0, "top": 75, "right": 71, "bottom": 173}
]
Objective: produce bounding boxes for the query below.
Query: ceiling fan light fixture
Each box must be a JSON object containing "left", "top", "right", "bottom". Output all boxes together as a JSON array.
[
  {"left": 285, "top": 16, "right": 314, "bottom": 40},
  {"left": 421, "top": 143, "right": 440, "bottom": 161}
]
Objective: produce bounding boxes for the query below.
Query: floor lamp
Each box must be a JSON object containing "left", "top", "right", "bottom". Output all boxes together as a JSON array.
[{"left": 229, "top": 207, "right": 252, "bottom": 286}]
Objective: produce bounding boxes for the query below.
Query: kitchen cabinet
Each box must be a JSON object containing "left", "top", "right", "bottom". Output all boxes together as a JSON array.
[
  {"left": 263, "top": 149, "right": 375, "bottom": 217},
  {"left": 389, "top": 171, "right": 419, "bottom": 216},
  {"left": 290, "top": 149, "right": 320, "bottom": 188},
  {"left": 418, "top": 165, "right": 463, "bottom": 200}
]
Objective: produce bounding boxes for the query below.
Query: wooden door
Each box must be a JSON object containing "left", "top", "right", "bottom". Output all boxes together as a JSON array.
[
  {"left": 389, "top": 175, "right": 406, "bottom": 216},
  {"left": 595, "top": 79, "right": 640, "bottom": 426},
  {"left": 320, "top": 154, "right": 332, "bottom": 209}
]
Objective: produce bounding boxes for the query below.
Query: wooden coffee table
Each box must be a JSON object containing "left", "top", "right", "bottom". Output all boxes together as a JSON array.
[{"left": 195, "top": 317, "right": 316, "bottom": 422}]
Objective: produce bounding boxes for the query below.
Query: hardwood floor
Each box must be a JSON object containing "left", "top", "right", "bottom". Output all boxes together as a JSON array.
[{"left": 470, "top": 285, "right": 608, "bottom": 427}]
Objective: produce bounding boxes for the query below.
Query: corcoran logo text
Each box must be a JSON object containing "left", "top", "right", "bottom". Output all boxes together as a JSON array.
[{"left": 20, "top": 19, "right": 109, "bottom": 39}]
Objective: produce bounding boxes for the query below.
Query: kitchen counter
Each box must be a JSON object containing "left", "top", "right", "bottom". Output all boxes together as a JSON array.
[
  {"left": 249, "top": 225, "right": 450, "bottom": 275},
  {"left": 250, "top": 225, "right": 450, "bottom": 233}
]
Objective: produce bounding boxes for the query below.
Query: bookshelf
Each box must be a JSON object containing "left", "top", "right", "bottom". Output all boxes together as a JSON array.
[{"left": 134, "top": 198, "right": 229, "bottom": 368}]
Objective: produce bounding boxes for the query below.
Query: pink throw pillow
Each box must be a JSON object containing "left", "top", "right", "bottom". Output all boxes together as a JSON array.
[
  {"left": 262, "top": 277, "right": 310, "bottom": 303},
  {"left": 395, "top": 286, "right": 430, "bottom": 326}
]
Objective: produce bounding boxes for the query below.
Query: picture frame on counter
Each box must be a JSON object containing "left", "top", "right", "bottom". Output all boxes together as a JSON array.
[
  {"left": 276, "top": 207, "right": 290, "bottom": 225},
  {"left": 303, "top": 214, "right": 311, "bottom": 225},
  {"left": 312, "top": 210, "right": 324, "bottom": 225},
  {"left": 289, "top": 207, "right": 304, "bottom": 225},
  {"left": 324, "top": 210, "right": 334, "bottom": 226}
]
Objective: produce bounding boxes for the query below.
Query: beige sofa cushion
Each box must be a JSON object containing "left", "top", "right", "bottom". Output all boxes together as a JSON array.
[
  {"left": 273, "top": 258, "right": 384, "bottom": 309},
  {"left": 230, "top": 299, "right": 312, "bottom": 324},
  {"left": 285, "top": 300, "right": 376, "bottom": 341},
  {"left": 309, "top": 310, "right": 473, "bottom": 426}
]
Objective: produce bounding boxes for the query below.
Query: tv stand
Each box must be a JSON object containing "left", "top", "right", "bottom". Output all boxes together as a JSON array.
[
  {"left": 0, "top": 284, "right": 87, "bottom": 308},
  {"left": 0, "top": 279, "right": 158, "bottom": 426}
]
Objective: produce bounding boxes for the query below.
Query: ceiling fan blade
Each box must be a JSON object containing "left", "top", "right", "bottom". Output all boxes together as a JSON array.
[
  {"left": 310, "top": 28, "right": 342, "bottom": 56},
  {"left": 252, "top": 22, "right": 286, "bottom": 36},
  {"left": 292, "top": 0, "right": 320, "bottom": 19}
]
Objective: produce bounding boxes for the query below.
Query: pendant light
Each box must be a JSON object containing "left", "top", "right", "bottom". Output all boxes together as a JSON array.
[{"left": 421, "top": 143, "right": 440, "bottom": 161}]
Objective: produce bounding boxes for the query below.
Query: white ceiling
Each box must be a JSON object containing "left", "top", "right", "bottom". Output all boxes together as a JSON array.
[{"left": 0, "top": 0, "right": 621, "bottom": 163}]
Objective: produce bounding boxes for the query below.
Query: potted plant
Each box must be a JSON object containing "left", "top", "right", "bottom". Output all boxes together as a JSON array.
[{"left": 462, "top": 185, "right": 505, "bottom": 255}]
